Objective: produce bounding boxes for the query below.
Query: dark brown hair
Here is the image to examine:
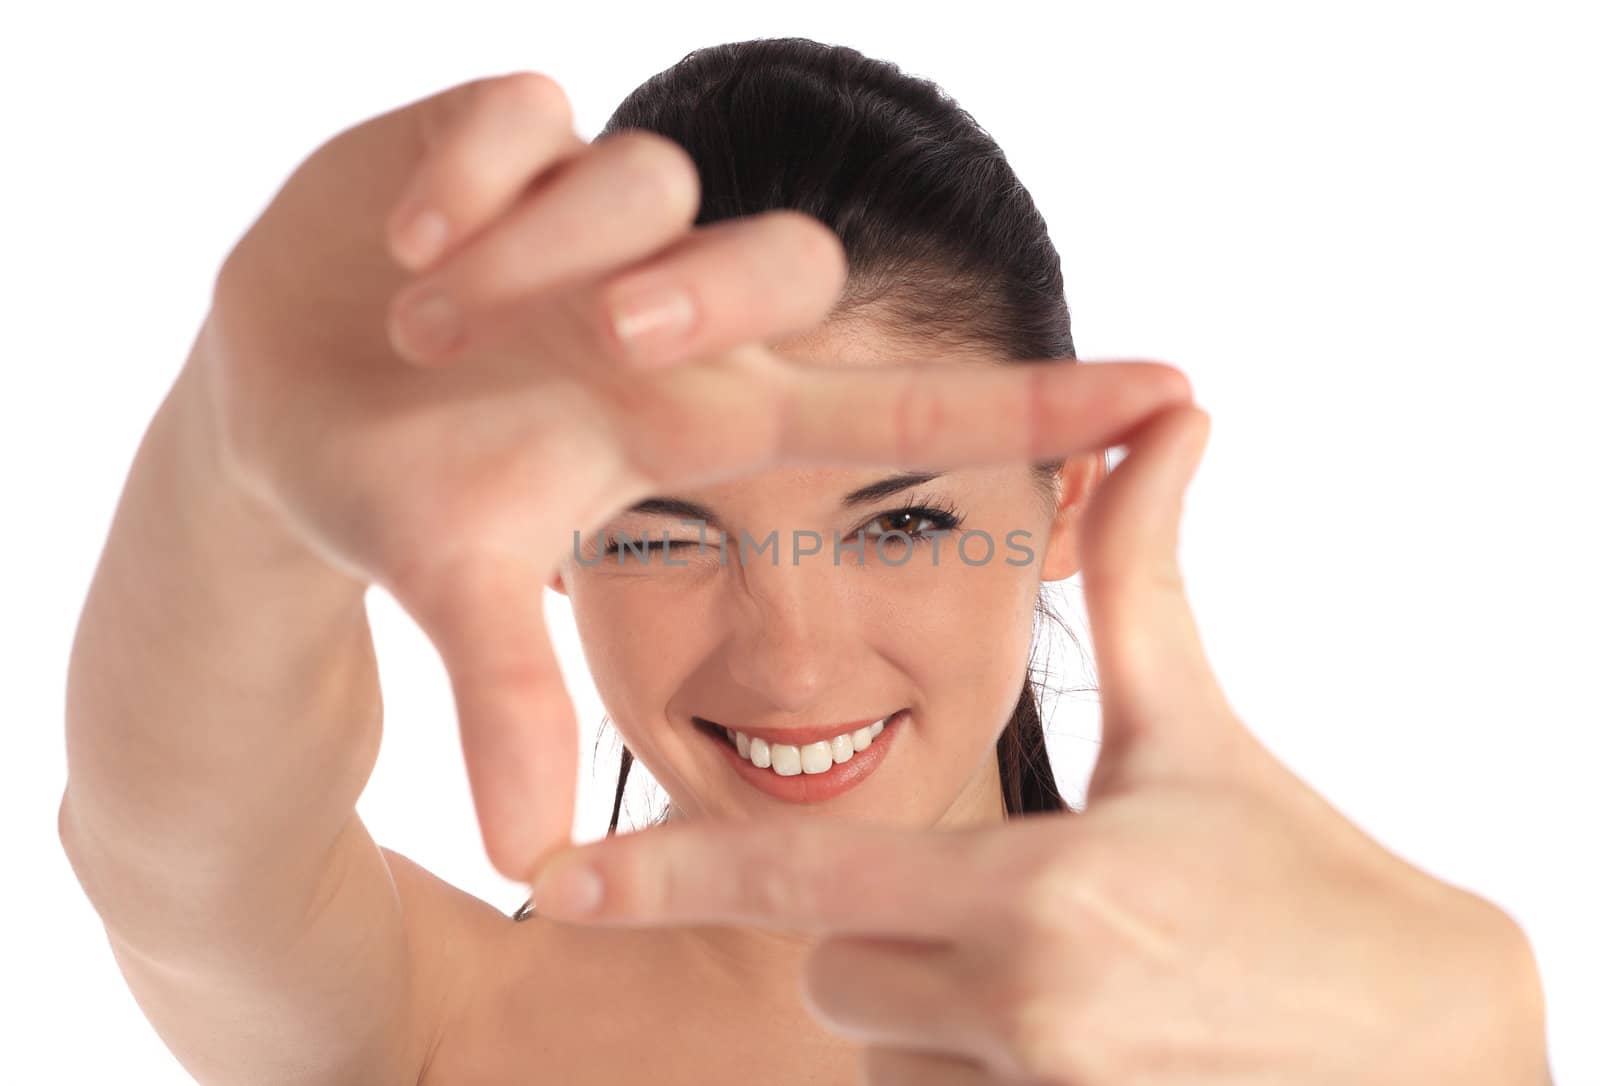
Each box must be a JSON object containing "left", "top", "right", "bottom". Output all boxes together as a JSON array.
[{"left": 518, "top": 38, "right": 1098, "bottom": 916}]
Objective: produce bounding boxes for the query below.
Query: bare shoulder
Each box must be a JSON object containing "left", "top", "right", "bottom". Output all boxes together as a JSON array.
[
  {"left": 389, "top": 851, "right": 662, "bottom": 1086},
  {"left": 378, "top": 846, "right": 527, "bottom": 1084}
]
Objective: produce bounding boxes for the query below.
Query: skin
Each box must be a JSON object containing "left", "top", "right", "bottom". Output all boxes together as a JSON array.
[
  {"left": 533, "top": 400, "right": 1553, "bottom": 1083},
  {"left": 56, "top": 70, "right": 1550, "bottom": 1085},
  {"left": 544, "top": 316, "right": 1102, "bottom": 1019}
]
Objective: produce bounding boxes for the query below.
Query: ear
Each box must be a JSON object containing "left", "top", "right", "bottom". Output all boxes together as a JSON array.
[{"left": 1039, "top": 452, "right": 1108, "bottom": 582}]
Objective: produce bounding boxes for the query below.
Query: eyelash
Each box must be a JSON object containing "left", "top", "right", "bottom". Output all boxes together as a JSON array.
[
  {"left": 596, "top": 493, "right": 967, "bottom": 555},
  {"left": 859, "top": 493, "right": 965, "bottom": 546}
]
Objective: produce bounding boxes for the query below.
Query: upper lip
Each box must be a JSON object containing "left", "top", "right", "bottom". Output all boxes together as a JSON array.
[{"left": 694, "top": 713, "right": 901, "bottom": 747}]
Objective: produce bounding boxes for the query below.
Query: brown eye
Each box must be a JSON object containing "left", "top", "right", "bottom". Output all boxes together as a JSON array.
[{"left": 865, "top": 511, "right": 934, "bottom": 538}]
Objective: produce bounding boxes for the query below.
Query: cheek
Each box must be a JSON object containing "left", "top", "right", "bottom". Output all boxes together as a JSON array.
[
  {"left": 564, "top": 581, "right": 714, "bottom": 730},
  {"left": 876, "top": 562, "right": 1040, "bottom": 729}
]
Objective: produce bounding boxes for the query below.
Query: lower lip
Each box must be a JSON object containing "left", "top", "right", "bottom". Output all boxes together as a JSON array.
[{"left": 700, "top": 711, "right": 907, "bottom": 804}]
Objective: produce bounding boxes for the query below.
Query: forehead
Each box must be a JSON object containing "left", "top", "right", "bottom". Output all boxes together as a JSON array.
[{"left": 768, "top": 312, "right": 997, "bottom": 371}]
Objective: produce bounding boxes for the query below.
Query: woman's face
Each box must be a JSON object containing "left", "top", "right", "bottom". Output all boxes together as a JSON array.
[{"left": 552, "top": 322, "right": 1095, "bottom": 829}]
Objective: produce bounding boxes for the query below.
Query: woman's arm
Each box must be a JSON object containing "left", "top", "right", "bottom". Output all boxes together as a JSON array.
[
  {"left": 525, "top": 402, "right": 1554, "bottom": 1085},
  {"left": 53, "top": 68, "right": 1198, "bottom": 1082},
  {"left": 57, "top": 323, "right": 435, "bottom": 1085}
]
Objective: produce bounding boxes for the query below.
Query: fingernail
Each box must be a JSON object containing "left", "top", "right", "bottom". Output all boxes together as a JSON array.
[
  {"left": 393, "top": 289, "right": 464, "bottom": 360},
  {"left": 393, "top": 202, "right": 450, "bottom": 269},
  {"left": 609, "top": 286, "right": 696, "bottom": 365},
  {"left": 530, "top": 862, "right": 604, "bottom": 916}
]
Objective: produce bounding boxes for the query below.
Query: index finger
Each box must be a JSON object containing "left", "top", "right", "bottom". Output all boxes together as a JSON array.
[
  {"left": 776, "top": 356, "right": 1193, "bottom": 470},
  {"left": 526, "top": 820, "right": 994, "bottom": 940},
  {"left": 627, "top": 350, "right": 1193, "bottom": 493}
]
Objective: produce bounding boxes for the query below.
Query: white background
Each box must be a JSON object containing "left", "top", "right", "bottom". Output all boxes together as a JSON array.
[{"left": 4, "top": 1, "right": 1596, "bottom": 1081}]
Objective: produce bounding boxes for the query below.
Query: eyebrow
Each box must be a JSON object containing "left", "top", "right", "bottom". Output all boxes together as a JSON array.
[{"left": 622, "top": 471, "right": 947, "bottom": 530}]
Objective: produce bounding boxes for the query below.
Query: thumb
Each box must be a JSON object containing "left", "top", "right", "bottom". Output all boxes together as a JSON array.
[
  {"left": 388, "top": 547, "right": 577, "bottom": 882},
  {"left": 1077, "top": 403, "right": 1237, "bottom": 794}
]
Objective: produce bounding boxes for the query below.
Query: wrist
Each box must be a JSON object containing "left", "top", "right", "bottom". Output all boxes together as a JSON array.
[{"left": 162, "top": 312, "right": 363, "bottom": 594}]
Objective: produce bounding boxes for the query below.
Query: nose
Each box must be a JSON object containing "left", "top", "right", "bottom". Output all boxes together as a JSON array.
[{"left": 719, "top": 551, "right": 861, "bottom": 714}]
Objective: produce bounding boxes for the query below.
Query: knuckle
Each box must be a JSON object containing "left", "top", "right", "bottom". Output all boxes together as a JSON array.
[
  {"left": 768, "top": 209, "right": 845, "bottom": 267},
  {"left": 738, "top": 826, "right": 818, "bottom": 916},
  {"left": 416, "top": 79, "right": 479, "bottom": 149},
  {"left": 969, "top": 923, "right": 1100, "bottom": 1084},
  {"left": 646, "top": 847, "right": 679, "bottom": 918},
  {"left": 740, "top": 864, "right": 810, "bottom": 917},
  {"left": 606, "top": 131, "right": 700, "bottom": 221},
  {"left": 794, "top": 213, "right": 848, "bottom": 279},
  {"left": 890, "top": 379, "right": 943, "bottom": 460},
  {"left": 1153, "top": 360, "right": 1193, "bottom": 401},
  {"left": 1012, "top": 848, "right": 1102, "bottom": 937},
  {"left": 761, "top": 212, "right": 848, "bottom": 300},
  {"left": 1025, "top": 362, "right": 1065, "bottom": 460},
  {"left": 480, "top": 69, "right": 573, "bottom": 128},
  {"left": 759, "top": 360, "right": 801, "bottom": 468},
  {"left": 995, "top": 988, "right": 1079, "bottom": 1084}
]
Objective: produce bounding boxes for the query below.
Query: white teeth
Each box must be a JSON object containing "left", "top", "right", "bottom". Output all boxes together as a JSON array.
[
  {"left": 830, "top": 734, "right": 854, "bottom": 764},
  {"left": 724, "top": 712, "right": 900, "bottom": 775},
  {"left": 770, "top": 744, "right": 802, "bottom": 776},
  {"left": 800, "top": 741, "right": 833, "bottom": 774}
]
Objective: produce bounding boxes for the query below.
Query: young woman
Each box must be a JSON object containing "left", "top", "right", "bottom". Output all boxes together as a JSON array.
[{"left": 59, "top": 38, "right": 1550, "bottom": 1085}]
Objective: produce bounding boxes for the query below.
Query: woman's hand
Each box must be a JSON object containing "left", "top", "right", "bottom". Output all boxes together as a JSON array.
[
  {"left": 185, "top": 70, "right": 1193, "bottom": 883},
  {"left": 525, "top": 405, "right": 1552, "bottom": 1083}
]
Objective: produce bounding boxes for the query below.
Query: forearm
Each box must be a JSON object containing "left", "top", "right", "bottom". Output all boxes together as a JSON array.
[{"left": 60, "top": 318, "right": 380, "bottom": 962}]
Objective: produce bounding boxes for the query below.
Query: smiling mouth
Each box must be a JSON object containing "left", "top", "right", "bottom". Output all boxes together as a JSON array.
[{"left": 693, "top": 711, "right": 906, "bottom": 776}]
